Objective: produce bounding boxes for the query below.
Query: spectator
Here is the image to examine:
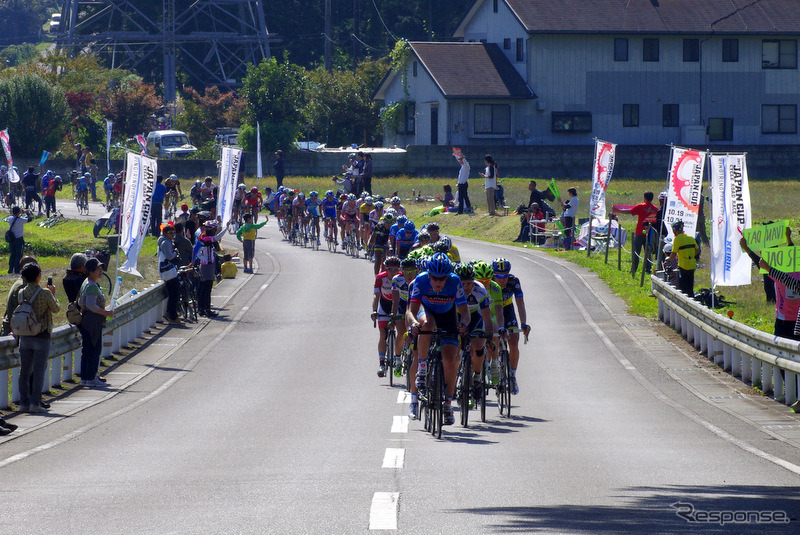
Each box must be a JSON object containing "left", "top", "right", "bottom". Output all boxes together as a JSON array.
[
  {"left": 662, "top": 243, "right": 679, "bottom": 286},
  {"left": 263, "top": 187, "right": 277, "bottom": 215},
  {"left": 361, "top": 153, "right": 373, "bottom": 195},
  {"left": 6, "top": 206, "right": 30, "bottom": 274},
  {"left": 150, "top": 175, "right": 166, "bottom": 237},
  {"left": 439, "top": 184, "right": 454, "bottom": 211},
  {"left": 77, "top": 258, "right": 114, "bottom": 387},
  {"left": 740, "top": 222, "right": 788, "bottom": 303},
  {"left": 62, "top": 253, "right": 88, "bottom": 303},
  {"left": 274, "top": 150, "right": 285, "bottom": 188},
  {"left": 89, "top": 158, "right": 98, "bottom": 201},
  {"left": 613, "top": 191, "right": 658, "bottom": 277},
  {"left": 236, "top": 212, "right": 267, "bottom": 274},
  {"left": 220, "top": 254, "right": 238, "bottom": 279},
  {"left": 759, "top": 255, "right": 800, "bottom": 342},
  {"left": 332, "top": 173, "right": 355, "bottom": 195},
  {"left": 0, "top": 414, "right": 16, "bottom": 435},
  {"left": 158, "top": 224, "right": 182, "bottom": 325},
  {"left": 559, "top": 187, "right": 579, "bottom": 250},
  {"left": 672, "top": 220, "right": 699, "bottom": 297},
  {"left": 16, "top": 262, "right": 60, "bottom": 413},
  {"left": 22, "top": 166, "right": 42, "bottom": 214},
  {"left": 80, "top": 146, "right": 94, "bottom": 174},
  {"left": 455, "top": 154, "right": 472, "bottom": 215},
  {"left": 2, "top": 255, "right": 37, "bottom": 336},
  {"left": 354, "top": 152, "right": 365, "bottom": 195},
  {"left": 480, "top": 154, "right": 498, "bottom": 215},
  {"left": 186, "top": 207, "right": 200, "bottom": 243},
  {"left": 528, "top": 180, "right": 556, "bottom": 219},
  {"left": 192, "top": 220, "right": 230, "bottom": 317},
  {"left": 172, "top": 222, "right": 194, "bottom": 267},
  {"left": 517, "top": 203, "right": 546, "bottom": 244}
]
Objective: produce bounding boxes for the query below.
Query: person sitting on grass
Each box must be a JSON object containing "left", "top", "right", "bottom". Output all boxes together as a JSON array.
[{"left": 220, "top": 254, "right": 238, "bottom": 279}]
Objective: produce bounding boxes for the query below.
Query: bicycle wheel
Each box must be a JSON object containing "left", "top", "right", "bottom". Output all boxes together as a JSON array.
[
  {"left": 459, "top": 353, "right": 471, "bottom": 428},
  {"left": 498, "top": 348, "right": 512, "bottom": 417},
  {"left": 480, "top": 359, "right": 488, "bottom": 423},
  {"left": 432, "top": 358, "right": 444, "bottom": 439},
  {"left": 386, "top": 327, "right": 396, "bottom": 387},
  {"left": 100, "top": 272, "right": 113, "bottom": 295},
  {"left": 403, "top": 345, "right": 413, "bottom": 392}
]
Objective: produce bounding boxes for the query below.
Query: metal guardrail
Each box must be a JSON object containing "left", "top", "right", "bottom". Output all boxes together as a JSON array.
[
  {"left": 652, "top": 275, "right": 800, "bottom": 407},
  {"left": 1, "top": 282, "right": 166, "bottom": 409}
]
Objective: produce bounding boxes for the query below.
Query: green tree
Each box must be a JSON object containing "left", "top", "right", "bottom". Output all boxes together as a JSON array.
[
  {"left": 101, "top": 79, "right": 161, "bottom": 138},
  {"left": 174, "top": 86, "right": 246, "bottom": 147},
  {"left": 0, "top": 0, "right": 48, "bottom": 45},
  {"left": 241, "top": 56, "right": 307, "bottom": 152},
  {"left": 0, "top": 72, "right": 69, "bottom": 157}
]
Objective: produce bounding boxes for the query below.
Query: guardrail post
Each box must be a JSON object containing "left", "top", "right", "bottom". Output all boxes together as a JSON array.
[
  {"left": 773, "top": 367, "right": 784, "bottom": 401},
  {"left": 3, "top": 370, "right": 9, "bottom": 409},
  {"left": 762, "top": 363, "right": 773, "bottom": 394},
  {"left": 720, "top": 341, "right": 731, "bottom": 371},
  {"left": 102, "top": 331, "right": 113, "bottom": 359},
  {"left": 741, "top": 352, "right": 751, "bottom": 383},
  {"left": 62, "top": 349, "right": 73, "bottom": 381},
  {"left": 786, "top": 373, "right": 798, "bottom": 405},
  {"left": 10, "top": 367, "right": 20, "bottom": 403},
  {"left": 49, "top": 355, "right": 61, "bottom": 390}
]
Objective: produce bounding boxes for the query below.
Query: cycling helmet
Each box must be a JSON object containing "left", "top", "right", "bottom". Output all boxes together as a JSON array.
[
  {"left": 391, "top": 196, "right": 401, "bottom": 204},
  {"left": 195, "top": 180, "right": 201, "bottom": 186},
  {"left": 54, "top": 175, "right": 62, "bottom": 182},
  {"left": 384, "top": 256, "right": 401, "bottom": 268},
  {"left": 439, "top": 236, "right": 452, "bottom": 250},
  {"left": 169, "top": 174, "right": 177, "bottom": 180},
  {"left": 433, "top": 240, "right": 449, "bottom": 254},
  {"left": 492, "top": 258, "right": 511, "bottom": 274},
  {"left": 663, "top": 242, "right": 673, "bottom": 254},
  {"left": 671, "top": 220, "right": 684, "bottom": 232},
  {"left": 401, "top": 257, "right": 417, "bottom": 270},
  {"left": 374, "top": 201, "right": 384, "bottom": 210},
  {"left": 404, "top": 220, "right": 415, "bottom": 232},
  {"left": 298, "top": 192, "right": 305, "bottom": 199},
  {"left": 361, "top": 191, "right": 368, "bottom": 199},
  {"left": 365, "top": 196, "right": 374, "bottom": 204},
  {"left": 454, "top": 262, "right": 475, "bottom": 280},
  {"left": 325, "top": 190, "right": 334, "bottom": 198},
  {"left": 396, "top": 215, "right": 408, "bottom": 226},
  {"left": 181, "top": 203, "right": 189, "bottom": 211},
  {"left": 383, "top": 212, "right": 395, "bottom": 222},
  {"left": 203, "top": 220, "right": 218, "bottom": 230},
  {"left": 0, "top": 165, "right": 6, "bottom": 171},
  {"left": 251, "top": 186, "right": 258, "bottom": 193},
  {"left": 473, "top": 260, "right": 494, "bottom": 280},
  {"left": 348, "top": 153, "right": 356, "bottom": 159},
  {"left": 426, "top": 222, "right": 440, "bottom": 231},
  {"left": 238, "top": 184, "right": 246, "bottom": 190},
  {"left": 658, "top": 191, "right": 668, "bottom": 201},
  {"left": 310, "top": 190, "right": 318, "bottom": 197},
  {"left": 427, "top": 252, "right": 453, "bottom": 277},
  {"left": 384, "top": 208, "right": 397, "bottom": 218},
  {"left": 84, "top": 172, "right": 91, "bottom": 178},
  {"left": 107, "top": 173, "right": 115, "bottom": 179},
  {"left": 417, "top": 230, "right": 430, "bottom": 242},
  {"left": 204, "top": 177, "right": 213, "bottom": 182},
  {"left": 347, "top": 193, "right": 356, "bottom": 201}
]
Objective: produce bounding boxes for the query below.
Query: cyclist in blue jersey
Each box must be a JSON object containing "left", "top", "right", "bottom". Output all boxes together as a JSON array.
[
  {"left": 321, "top": 190, "right": 339, "bottom": 245},
  {"left": 394, "top": 219, "right": 418, "bottom": 259},
  {"left": 492, "top": 258, "right": 530, "bottom": 395},
  {"left": 305, "top": 190, "right": 323, "bottom": 245},
  {"left": 103, "top": 173, "right": 115, "bottom": 205},
  {"left": 389, "top": 214, "right": 407, "bottom": 253},
  {"left": 406, "top": 252, "right": 469, "bottom": 425}
]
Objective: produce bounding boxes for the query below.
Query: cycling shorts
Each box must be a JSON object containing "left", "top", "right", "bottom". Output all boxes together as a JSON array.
[
  {"left": 341, "top": 213, "right": 357, "bottom": 221},
  {"left": 420, "top": 305, "right": 459, "bottom": 347},
  {"left": 467, "top": 311, "right": 485, "bottom": 334},
  {"left": 376, "top": 298, "right": 393, "bottom": 329},
  {"left": 502, "top": 304, "right": 520, "bottom": 332}
]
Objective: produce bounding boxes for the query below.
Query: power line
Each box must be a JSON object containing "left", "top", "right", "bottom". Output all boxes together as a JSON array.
[
  {"left": 369, "top": 0, "right": 397, "bottom": 41},
  {"left": 350, "top": 33, "right": 387, "bottom": 53}
]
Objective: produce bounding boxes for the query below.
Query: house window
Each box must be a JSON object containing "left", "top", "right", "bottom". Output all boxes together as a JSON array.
[
  {"left": 474, "top": 104, "right": 511, "bottom": 135},
  {"left": 722, "top": 39, "right": 738, "bottom": 62},
  {"left": 763, "top": 39, "right": 797, "bottom": 69},
  {"left": 707, "top": 118, "right": 733, "bottom": 141},
  {"left": 762, "top": 105, "right": 797, "bottom": 134},
  {"left": 412, "top": 61, "right": 417, "bottom": 77},
  {"left": 516, "top": 38, "right": 524, "bottom": 62},
  {"left": 623, "top": 104, "right": 639, "bottom": 127},
  {"left": 683, "top": 39, "right": 700, "bottom": 62},
  {"left": 643, "top": 38, "right": 659, "bottom": 62},
  {"left": 503, "top": 38, "right": 511, "bottom": 50},
  {"left": 396, "top": 102, "right": 415, "bottom": 135},
  {"left": 551, "top": 112, "right": 592, "bottom": 133},
  {"left": 663, "top": 104, "right": 679, "bottom": 127},
  {"left": 493, "top": 0, "right": 498, "bottom": 13},
  {"left": 614, "top": 38, "right": 628, "bottom": 61}
]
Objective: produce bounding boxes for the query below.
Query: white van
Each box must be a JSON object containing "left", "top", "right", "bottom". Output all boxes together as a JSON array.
[{"left": 146, "top": 130, "right": 198, "bottom": 159}]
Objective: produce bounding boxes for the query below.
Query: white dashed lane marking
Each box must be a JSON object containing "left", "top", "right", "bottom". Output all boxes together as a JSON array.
[
  {"left": 382, "top": 448, "right": 405, "bottom": 469},
  {"left": 390, "top": 416, "right": 408, "bottom": 433},
  {"left": 396, "top": 391, "right": 410, "bottom": 404},
  {"left": 369, "top": 492, "right": 399, "bottom": 530}
]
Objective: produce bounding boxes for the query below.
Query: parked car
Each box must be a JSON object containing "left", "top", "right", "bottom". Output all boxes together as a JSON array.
[
  {"left": 146, "top": 130, "right": 198, "bottom": 159},
  {"left": 294, "top": 141, "right": 325, "bottom": 151}
]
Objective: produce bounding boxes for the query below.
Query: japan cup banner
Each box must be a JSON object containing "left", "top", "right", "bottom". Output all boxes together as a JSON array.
[
  {"left": 664, "top": 147, "right": 706, "bottom": 238},
  {"left": 589, "top": 140, "right": 616, "bottom": 218},
  {"left": 710, "top": 154, "right": 752, "bottom": 287},
  {"left": 217, "top": 146, "right": 242, "bottom": 229},
  {"left": 0, "top": 129, "right": 19, "bottom": 183},
  {"left": 120, "top": 153, "right": 157, "bottom": 278}
]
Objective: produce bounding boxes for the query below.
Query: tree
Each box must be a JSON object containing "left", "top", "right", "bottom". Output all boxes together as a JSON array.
[
  {"left": 174, "top": 86, "right": 246, "bottom": 148},
  {"left": 101, "top": 79, "right": 162, "bottom": 138},
  {"left": 0, "top": 72, "right": 69, "bottom": 157},
  {"left": 0, "top": 0, "right": 48, "bottom": 46},
  {"left": 241, "top": 56, "right": 307, "bottom": 152}
]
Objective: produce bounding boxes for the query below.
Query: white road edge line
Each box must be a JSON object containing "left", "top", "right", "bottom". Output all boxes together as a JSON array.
[
  {"left": 382, "top": 448, "right": 405, "bottom": 469},
  {"left": 369, "top": 492, "right": 399, "bottom": 530},
  {"left": 522, "top": 255, "right": 800, "bottom": 476},
  {"left": 390, "top": 416, "right": 408, "bottom": 433}
]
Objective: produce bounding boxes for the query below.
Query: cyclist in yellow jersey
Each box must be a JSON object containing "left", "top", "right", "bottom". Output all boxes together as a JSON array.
[{"left": 473, "top": 260, "right": 506, "bottom": 383}]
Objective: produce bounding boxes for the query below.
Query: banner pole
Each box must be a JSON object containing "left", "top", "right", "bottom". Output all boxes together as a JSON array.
[
  {"left": 654, "top": 146, "right": 674, "bottom": 278},
  {"left": 587, "top": 218, "right": 593, "bottom": 257}
]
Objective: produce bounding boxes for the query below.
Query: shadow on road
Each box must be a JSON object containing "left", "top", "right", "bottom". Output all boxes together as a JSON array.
[{"left": 449, "top": 484, "right": 800, "bottom": 534}]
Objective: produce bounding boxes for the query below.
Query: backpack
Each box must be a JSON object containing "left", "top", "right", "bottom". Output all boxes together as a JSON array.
[
  {"left": 10, "top": 287, "right": 44, "bottom": 336},
  {"left": 66, "top": 301, "right": 83, "bottom": 326},
  {"left": 4, "top": 216, "right": 17, "bottom": 244}
]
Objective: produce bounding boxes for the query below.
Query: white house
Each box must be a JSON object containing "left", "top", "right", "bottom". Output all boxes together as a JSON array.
[{"left": 374, "top": 0, "right": 800, "bottom": 146}]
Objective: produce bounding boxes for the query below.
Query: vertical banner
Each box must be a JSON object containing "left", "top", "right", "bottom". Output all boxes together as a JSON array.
[
  {"left": 120, "top": 152, "right": 157, "bottom": 278},
  {"left": 664, "top": 146, "right": 706, "bottom": 238},
  {"left": 710, "top": 154, "right": 752, "bottom": 286},
  {"left": 40, "top": 150, "right": 50, "bottom": 166},
  {"left": 256, "top": 122, "right": 263, "bottom": 180},
  {"left": 217, "top": 146, "right": 243, "bottom": 229},
  {"left": 0, "top": 129, "right": 19, "bottom": 183},
  {"left": 589, "top": 140, "right": 616, "bottom": 219},
  {"left": 106, "top": 120, "right": 113, "bottom": 174}
]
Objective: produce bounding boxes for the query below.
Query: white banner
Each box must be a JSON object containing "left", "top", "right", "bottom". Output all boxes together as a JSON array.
[
  {"left": 120, "top": 152, "right": 157, "bottom": 278},
  {"left": 217, "top": 146, "right": 242, "bottom": 229},
  {"left": 106, "top": 120, "right": 113, "bottom": 175},
  {"left": 589, "top": 140, "right": 616, "bottom": 219},
  {"left": 256, "top": 122, "right": 263, "bottom": 179},
  {"left": 710, "top": 154, "right": 752, "bottom": 287},
  {"left": 0, "top": 129, "right": 19, "bottom": 183},
  {"left": 664, "top": 146, "right": 706, "bottom": 238}
]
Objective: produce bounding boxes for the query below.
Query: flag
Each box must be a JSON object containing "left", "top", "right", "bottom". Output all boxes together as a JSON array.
[
  {"left": 664, "top": 146, "right": 706, "bottom": 238},
  {"left": 217, "top": 146, "right": 243, "bottom": 229},
  {"left": 119, "top": 152, "right": 157, "bottom": 278},
  {"left": 256, "top": 122, "right": 263, "bottom": 179},
  {"left": 709, "top": 154, "right": 752, "bottom": 286},
  {"left": 106, "top": 120, "right": 113, "bottom": 173},
  {"left": 589, "top": 140, "right": 616, "bottom": 219},
  {"left": 40, "top": 150, "right": 50, "bottom": 166},
  {"left": 135, "top": 134, "right": 148, "bottom": 155},
  {"left": 0, "top": 129, "right": 19, "bottom": 183},
  {"left": 548, "top": 178, "right": 561, "bottom": 201}
]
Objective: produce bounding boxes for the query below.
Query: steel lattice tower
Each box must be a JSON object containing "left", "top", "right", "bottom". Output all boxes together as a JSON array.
[{"left": 58, "top": 0, "right": 271, "bottom": 102}]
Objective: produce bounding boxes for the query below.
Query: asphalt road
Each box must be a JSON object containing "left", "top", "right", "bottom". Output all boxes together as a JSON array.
[{"left": 1, "top": 223, "right": 799, "bottom": 534}]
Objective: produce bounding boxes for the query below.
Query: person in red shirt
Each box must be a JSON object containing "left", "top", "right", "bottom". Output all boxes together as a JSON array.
[{"left": 613, "top": 191, "right": 657, "bottom": 276}]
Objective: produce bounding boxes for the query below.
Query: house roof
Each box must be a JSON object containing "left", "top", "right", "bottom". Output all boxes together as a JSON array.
[
  {"left": 457, "top": 0, "right": 800, "bottom": 36},
  {"left": 410, "top": 42, "right": 534, "bottom": 99}
]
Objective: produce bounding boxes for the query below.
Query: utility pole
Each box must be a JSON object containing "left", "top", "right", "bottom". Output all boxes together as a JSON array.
[
  {"left": 324, "top": 0, "right": 332, "bottom": 71},
  {"left": 353, "top": 0, "right": 359, "bottom": 70}
]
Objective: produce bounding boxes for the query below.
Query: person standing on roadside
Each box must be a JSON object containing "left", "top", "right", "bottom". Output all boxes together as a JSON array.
[
  {"left": 77, "top": 258, "right": 114, "bottom": 387},
  {"left": 480, "top": 154, "right": 498, "bottom": 216},
  {"left": 361, "top": 153, "right": 373, "bottom": 195},
  {"left": 172, "top": 222, "right": 194, "bottom": 267},
  {"left": 672, "top": 220, "right": 699, "bottom": 297},
  {"left": 80, "top": 146, "right": 93, "bottom": 174},
  {"left": 158, "top": 225, "right": 182, "bottom": 325},
  {"left": 456, "top": 154, "right": 471, "bottom": 215},
  {"left": 559, "top": 187, "right": 579, "bottom": 250},
  {"left": 6, "top": 206, "right": 31, "bottom": 274},
  {"left": 613, "top": 191, "right": 658, "bottom": 276},
  {"left": 62, "top": 253, "right": 88, "bottom": 303},
  {"left": 16, "top": 262, "right": 60, "bottom": 413},
  {"left": 150, "top": 175, "right": 166, "bottom": 237},
  {"left": 2, "top": 255, "right": 37, "bottom": 336},
  {"left": 274, "top": 150, "right": 285, "bottom": 189}
]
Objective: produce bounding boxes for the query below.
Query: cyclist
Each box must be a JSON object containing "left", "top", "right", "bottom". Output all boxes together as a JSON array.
[
  {"left": 164, "top": 173, "right": 183, "bottom": 213},
  {"left": 412, "top": 230, "right": 432, "bottom": 251},
  {"left": 473, "top": 260, "right": 506, "bottom": 384},
  {"left": 190, "top": 180, "right": 203, "bottom": 206},
  {"left": 339, "top": 193, "right": 359, "bottom": 244},
  {"left": 233, "top": 183, "right": 247, "bottom": 224},
  {"left": 425, "top": 222, "right": 441, "bottom": 243},
  {"left": 389, "top": 214, "right": 407, "bottom": 253},
  {"left": 41, "top": 172, "right": 61, "bottom": 217},
  {"left": 371, "top": 256, "right": 402, "bottom": 377},
  {"left": 75, "top": 172, "right": 90, "bottom": 212},
  {"left": 321, "top": 190, "right": 339, "bottom": 245},
  {"left": 291, "top": 191, "right": 308, "bottom": 238},
  {"left": 389, "top": 196, "right": 406, "bottom": 216},
  {"left": 359, "top": 196, "right": 374, "bottom": 248},
  {"left": 492, "top": 258, "right": 530, "bottom": 395},
  {"left": 391, "top": 256, "right": 418, "bottom": 367},
  {"left": 368, "top": 212, "right": 393, "bottom": 274},
  {"left": 245, "top": 186, "right": 263, "bottom": 223},
  {"left": 394, "top": 219, "right": 418, "bottom": 259},
  {"left": 200, "top": 177, "right": 215, "bottom": 200},
  {"left": 454, "top": 262, "right": 498, "bottom": 401},
  {"left": 406, "top": 252, "right": 469, "bottom": 425},
  {"left": 103, "top": 173, "right": 116, "bottom": 206},
  {"left": 306, "top": 191, "right": 323, "bottom": 245}
]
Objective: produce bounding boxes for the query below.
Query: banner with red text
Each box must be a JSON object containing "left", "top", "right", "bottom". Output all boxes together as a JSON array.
[
  {"left": 664, "top": 146, "right": 706, "bottom": 238},
  {"left": 589, "top": 140, "right": 616, "bottom": 219},
  {"left": 710, "top": 154, "right": 752, "bottom": 286}
]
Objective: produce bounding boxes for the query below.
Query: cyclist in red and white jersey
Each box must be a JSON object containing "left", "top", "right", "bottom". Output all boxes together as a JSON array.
[{"left": 371, "top": 256, "right": 401, "bottom": 377}]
